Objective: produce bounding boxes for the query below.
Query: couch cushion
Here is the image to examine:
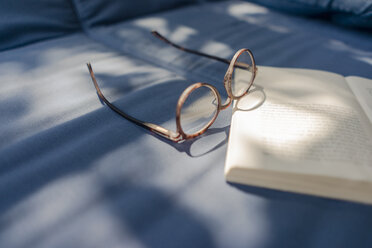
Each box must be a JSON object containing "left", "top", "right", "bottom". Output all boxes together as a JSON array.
[
  {"left": 0, "top": 31, "right": 233, "bottom": 248},
  {"left": 0, "top": 0, "right": 81, "bottom": 52},
  {"left": 73, "top": 0, "right": 203, "bottom": 28},
  {"left": 1, "top": 1, "right": 372, "bottom": 248}
]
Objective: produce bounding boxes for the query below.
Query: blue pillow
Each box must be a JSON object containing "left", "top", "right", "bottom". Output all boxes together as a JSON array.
[
  {"left": 0, "top": 0, "right": 80, "bottom": 51},
  {"left": 73, "top": 0, "right": 201, "bottom": 28},
  {"left": 245, "top": 0, "right": 372, "bottom": 29}
]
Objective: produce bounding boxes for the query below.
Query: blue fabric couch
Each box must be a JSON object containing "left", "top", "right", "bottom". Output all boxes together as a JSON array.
[{"left": 0, "top": 0, "right": 371, "bottom": 247}]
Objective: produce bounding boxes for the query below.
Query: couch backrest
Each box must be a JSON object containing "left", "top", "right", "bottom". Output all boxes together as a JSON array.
[
  {"left": 246, "top": 0, "right": 372, "bottom": 29},
  {"left": 0, "top": 0, "right": 211, "bottom": 52},
  {"left": 73, "top": 0, "right": 205, "bottom": 28},
  {"left": 0, "top": 0, "right": 81, "bottom": 52},
  {"left": 2, "top": 0, "right": 368, "bottom": 52}
]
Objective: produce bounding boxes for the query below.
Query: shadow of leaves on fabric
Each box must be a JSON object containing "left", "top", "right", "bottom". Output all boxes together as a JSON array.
[
  {"left": 0, "top": 106, "right": 144, "bottom": 214},
  {"left": 104, "top": 184, "right": 215, "bottom": 248},
  {"left": 0, "top": 94, "right": 30, "bottom": 148}
]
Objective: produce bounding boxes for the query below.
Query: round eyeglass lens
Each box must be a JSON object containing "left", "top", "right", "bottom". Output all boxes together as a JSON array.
[
  {"left": 180, "top": 85, "right": 218, "bottom": 136},
  {"left": 231, "top": 50, "right": 254, "bottom": 97}
]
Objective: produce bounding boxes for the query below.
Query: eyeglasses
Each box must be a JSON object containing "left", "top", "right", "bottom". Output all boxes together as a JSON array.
[{"left": 87, "top": 31, "right": 257, "bottom": 142}]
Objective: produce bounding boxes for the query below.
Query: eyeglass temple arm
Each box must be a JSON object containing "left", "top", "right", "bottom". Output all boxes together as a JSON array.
[
  {"left": 151, "top": 31, "right": 231, "bottom": 65},
  {"left": 151, "top": 31, "right": 254, "bottom": 72},
  {"left": 87, "top": 63, "right": 181, "bottom": 142}
]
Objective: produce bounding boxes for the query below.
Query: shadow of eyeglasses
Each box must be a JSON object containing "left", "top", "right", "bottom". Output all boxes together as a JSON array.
[
  {"left": 233, "top": 84, "right": 266, "bottom": 112},
  {"left": 149, "top": 125, "right": 230, "bottom": 157}
]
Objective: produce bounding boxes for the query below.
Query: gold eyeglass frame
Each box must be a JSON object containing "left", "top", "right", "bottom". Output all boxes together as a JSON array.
[{"left": 87, "top": 31, "right": 257, "bottom": 143}]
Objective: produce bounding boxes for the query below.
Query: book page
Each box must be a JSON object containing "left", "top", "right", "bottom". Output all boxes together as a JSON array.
[
  {"left": 226, "top": 66, "right": 372, "bottom": 182},
  {"left": 346, "top": 76, "right": 372, "bottom": 123}
]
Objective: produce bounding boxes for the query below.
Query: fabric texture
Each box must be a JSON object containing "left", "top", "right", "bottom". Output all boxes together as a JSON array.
[
  {"left": 245, "top": 0, "right": 372, "bottom": 28},
  {"left": 87, "top": 1, "right": 372, "bottom": 78},
  {"left": 0, "top": 0, "right": 212, "bottom": 51},
  {"left": 1, "top": 1, "right": 372, "bottom": 248},
  {"left": 72, "top": 0, "right": 202, "bottom": 28},
  {"left": 0, "top": 0, "right": 81, "bottom": 51}
]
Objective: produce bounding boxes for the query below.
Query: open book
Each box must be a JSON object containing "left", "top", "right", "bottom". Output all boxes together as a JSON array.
[{"left": 225, "top": 66, "right": 372, "bottom": 204}]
